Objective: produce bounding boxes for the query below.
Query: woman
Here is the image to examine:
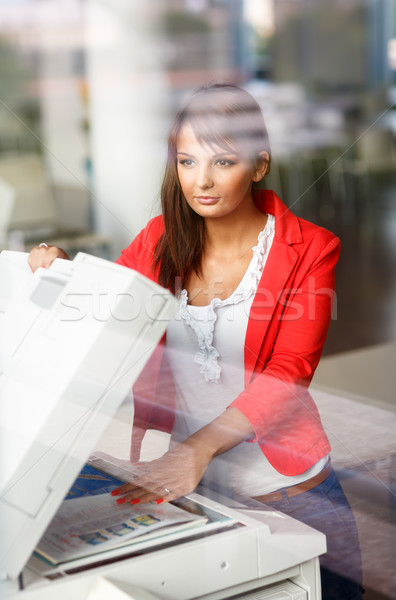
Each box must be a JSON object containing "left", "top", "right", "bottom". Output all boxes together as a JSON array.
[{"left": 29, "top": 83, "right": 363, "bottom": 599}]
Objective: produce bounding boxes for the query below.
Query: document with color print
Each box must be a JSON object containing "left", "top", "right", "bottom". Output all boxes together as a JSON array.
[{"left": 36, "top": 490, "right": 207, "bottom": 565}]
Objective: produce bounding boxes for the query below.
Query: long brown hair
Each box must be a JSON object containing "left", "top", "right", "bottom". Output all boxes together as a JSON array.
[{"left": 154, "top": 83, "right": 272, "bottom": 293}]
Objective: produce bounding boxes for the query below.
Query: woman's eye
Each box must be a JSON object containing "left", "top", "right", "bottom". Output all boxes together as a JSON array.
[
  {"left": 179, "top": 159, "right": 195, "bottom": 167},
  {"left": 215, "top": 159, "right": 235, "bottom": 167}
]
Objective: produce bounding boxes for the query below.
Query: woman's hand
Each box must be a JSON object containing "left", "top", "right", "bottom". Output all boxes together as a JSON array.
[
  {"left": 112, "top": 438, "right": 213, "bottom": 505},
  {"left": 112, "top": 407, "right": 255, "bottom": 505},
  {"left": 28, "top": 244, "right": 70, "bottom": 272}
]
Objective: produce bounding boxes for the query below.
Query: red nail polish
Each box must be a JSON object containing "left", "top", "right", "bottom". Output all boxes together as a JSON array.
[
  {"left": 116, "top": 497, "right": 126, "bottom": 505},
  {"left": 130, "top": 499, "right": 140, "bottom": 505},
  {"left": 111, "top": 489, "right": 121, "bottom": 496},
  {"left": 156, "top": 498, "right": 164, "bottom": 504}
]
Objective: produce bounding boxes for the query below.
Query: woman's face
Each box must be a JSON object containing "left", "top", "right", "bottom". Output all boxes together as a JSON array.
[{"left": 176, "top": 123, "right": 267, "bottom": 221}]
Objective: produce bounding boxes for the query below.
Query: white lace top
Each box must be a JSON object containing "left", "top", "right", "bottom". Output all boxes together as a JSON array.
[
  {"left": 178, "top": 214, "right": 276, "bottom": 384},
  {"left": 165, "top": 214, "right": 327, "bottom": 497}
]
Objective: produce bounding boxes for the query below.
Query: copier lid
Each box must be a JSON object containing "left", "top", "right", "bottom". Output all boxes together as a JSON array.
[{"left": 0, "top": 252, "right": 177, "bottom": 580}]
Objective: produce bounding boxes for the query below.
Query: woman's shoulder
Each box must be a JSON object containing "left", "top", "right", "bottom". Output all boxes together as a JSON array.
[
  {"left": 128, "top": 214, "right": 165, "bottom": 252},
  {"left": 138, "top": 214, "right": 165, "bottom": 241},
  {"left": 297, "top": 215, "right": 340, "bottom": 248},
  {"left": 291, "top": 216, "right": 341, "bottom": 273},
  {"left": 116, "top": 214, "right": 164, "bottom": 272},
  {"left": 255, "top": 190, "right": 339, "bottom": 251}
]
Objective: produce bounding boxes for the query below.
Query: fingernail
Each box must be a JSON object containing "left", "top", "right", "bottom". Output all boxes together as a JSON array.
[
  {"left": 130, "top": 499, "right": 140, "bottom": 505},
  {"left": 111, "top": 489, "right": 121, "bottom": 496},
  {"left": 116, "top": 497, "right": 126, "bottom": 505},
  {"left": 156, "top": 498, "right": 164, "bottom": 504}
]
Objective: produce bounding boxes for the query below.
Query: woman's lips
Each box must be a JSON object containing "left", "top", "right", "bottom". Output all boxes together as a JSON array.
[{"left": 195, "top": 196, "right": 220, "bottom": 205}]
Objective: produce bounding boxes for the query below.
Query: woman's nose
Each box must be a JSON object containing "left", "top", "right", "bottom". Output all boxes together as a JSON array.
[{"left": 196, "top": 165, "right": 214, "bottom": 189}]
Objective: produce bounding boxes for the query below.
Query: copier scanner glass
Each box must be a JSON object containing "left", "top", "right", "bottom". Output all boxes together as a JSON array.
[{"left": 0, "top": 251, "right": 177, "bottom": 580}]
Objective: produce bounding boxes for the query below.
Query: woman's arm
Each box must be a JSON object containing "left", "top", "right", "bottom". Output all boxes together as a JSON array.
[{"left": 231, "top": 234, "right": 340, "bottom": 438}]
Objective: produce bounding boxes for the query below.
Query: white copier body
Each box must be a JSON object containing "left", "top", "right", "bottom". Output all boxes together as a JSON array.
[{"left": 0, "top": 251, "right": 326, "bottom": 600}]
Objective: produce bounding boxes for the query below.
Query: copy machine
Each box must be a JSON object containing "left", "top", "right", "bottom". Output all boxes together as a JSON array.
[{"left": 0, "top": 251, "right": 326, "bottom": 600}]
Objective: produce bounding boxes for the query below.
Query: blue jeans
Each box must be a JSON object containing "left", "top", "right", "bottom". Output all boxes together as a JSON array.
[{"left": 245, "top": 467, "right": 364, "bottom": 600}]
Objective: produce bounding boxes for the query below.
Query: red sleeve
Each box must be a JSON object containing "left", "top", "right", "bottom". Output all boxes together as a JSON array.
[
  {"left": 230, "top": 234, "right": 340, "bottom": 470},
  {"left": 115, "top": 215, "right": 174, "bottom": 462}
]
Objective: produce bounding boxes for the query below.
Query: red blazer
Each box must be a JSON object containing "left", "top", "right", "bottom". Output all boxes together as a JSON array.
[{"left": 116, "top": 190, "right": 340, "bottom": 475}]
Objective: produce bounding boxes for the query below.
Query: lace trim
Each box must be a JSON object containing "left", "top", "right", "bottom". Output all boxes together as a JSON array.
[{"left": 179, "top": 215, "right": 275, "bottom": 383}]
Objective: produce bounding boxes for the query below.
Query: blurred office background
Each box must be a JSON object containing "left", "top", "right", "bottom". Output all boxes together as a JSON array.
[{"left": 0, "top": 0, "right": 395, "bottom": 598}]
